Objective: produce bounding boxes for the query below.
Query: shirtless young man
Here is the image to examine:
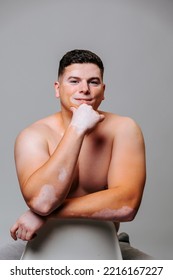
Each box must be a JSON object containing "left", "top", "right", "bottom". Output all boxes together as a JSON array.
[{"left": 10, "top": 49, "right": 146, "bottom": 242}]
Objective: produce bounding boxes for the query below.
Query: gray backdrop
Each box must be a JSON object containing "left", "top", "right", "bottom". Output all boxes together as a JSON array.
[{"left": 0, "top": 0, "right": 173, "bottom": 259}]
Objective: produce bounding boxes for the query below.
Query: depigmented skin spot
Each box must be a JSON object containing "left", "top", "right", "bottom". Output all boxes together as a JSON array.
[
  {"left": 32, "top": 184, "right": 57, "bottom": 216},
  {"left": 91, "top": 206, "right": 136, "bottom": 222},
  {"left": 58, "top": 168, "right": 67, "bottom": 182}
]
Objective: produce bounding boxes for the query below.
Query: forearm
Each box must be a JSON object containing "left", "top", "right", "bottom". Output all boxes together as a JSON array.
[
  {"left": 49, "top": 188, "right": 137, "bottom": 223},
  {"left": 10, "top": 187, "right": 137, "bottom": 241},
  {"left": 23, "top": 125, "right": 85, "bottom": 215}
]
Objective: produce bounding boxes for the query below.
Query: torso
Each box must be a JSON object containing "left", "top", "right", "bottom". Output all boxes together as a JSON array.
[
  {"left": 29, "top": 111, "right": 124, "bottom": 231},
  {"left": 40, "top": 111, "right": 117, "bottom": 198}
]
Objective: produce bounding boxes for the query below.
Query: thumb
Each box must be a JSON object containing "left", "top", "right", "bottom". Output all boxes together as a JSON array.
[
  {"left": 70, "top": 107, "right": 77, "bottom": 114},
  {"left": 99, "top": 114, "right": 105, "bottom": 122}
]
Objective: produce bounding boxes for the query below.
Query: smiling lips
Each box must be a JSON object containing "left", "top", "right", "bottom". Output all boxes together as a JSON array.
[{"left": 73, "top": 97, "right": 93, "bottom": 104}]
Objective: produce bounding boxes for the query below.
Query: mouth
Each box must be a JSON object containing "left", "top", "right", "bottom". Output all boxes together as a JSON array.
[
  {"left": 74, "top": 97, "right": 93, "bottom": 101},
  {"left": 73, "top": 98, "right": 93, "bottom": 104}
]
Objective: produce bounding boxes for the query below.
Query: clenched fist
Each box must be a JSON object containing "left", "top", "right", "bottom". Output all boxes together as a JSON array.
[
  {"left": 70, "top": 104, "right": 105, "bottom": 134},
  {"left": 10, "top": 210, "right": 46, "bottom": 241}
]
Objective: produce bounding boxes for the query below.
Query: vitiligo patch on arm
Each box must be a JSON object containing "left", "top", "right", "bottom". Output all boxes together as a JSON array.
[
  {"left": 91, "top": 206, "right": 135, "bottom": 222},
  {"left": 32, "top": 184, "right": 57, "bottom": 214},
  {"left": 58, "top": 168, "right": 67, "bottom": 182}
]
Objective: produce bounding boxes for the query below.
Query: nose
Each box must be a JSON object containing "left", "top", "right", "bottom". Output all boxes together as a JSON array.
[{"left": 79, "top": 80, "right": 90, "bottom": 94}]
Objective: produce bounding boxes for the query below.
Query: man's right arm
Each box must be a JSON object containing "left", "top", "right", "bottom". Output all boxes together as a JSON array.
[{"left": 15, "top": 104, "right": 104, "bottom": 216}]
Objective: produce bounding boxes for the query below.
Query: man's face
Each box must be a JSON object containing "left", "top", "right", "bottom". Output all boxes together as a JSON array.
[{"left": 55, "top": 63, "right": 105, "bottom": 111}]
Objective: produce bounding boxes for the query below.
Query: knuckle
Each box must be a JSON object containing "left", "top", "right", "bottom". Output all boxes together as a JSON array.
[{"left": 26, "top": 232, "right": 33, "bottom": 240}]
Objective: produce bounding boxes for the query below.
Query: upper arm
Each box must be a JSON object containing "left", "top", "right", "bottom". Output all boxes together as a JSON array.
[
  {"left": 108, "top": 117, "right": 146, "bottom": 210},
  {"left": 14, "top": 126, "right": 50, "bottom": 189}
]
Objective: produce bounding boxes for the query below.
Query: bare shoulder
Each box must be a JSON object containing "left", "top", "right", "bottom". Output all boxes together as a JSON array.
[
  {"left": 15, "top": 113, "right": 60, "bottom": 150},
  {"left": 14, "top": 113, "right": 61, "bottom": 186},
  {"left": 16, "top": 114, "right": 59, "bottom": 142},
  {"left": 102, "top": 111, "right": 144, "bottom": 144}
]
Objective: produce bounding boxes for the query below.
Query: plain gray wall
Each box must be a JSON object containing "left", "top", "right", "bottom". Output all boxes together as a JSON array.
[{"left": 0, "top": 0, "right": 173, "bottom": 259}]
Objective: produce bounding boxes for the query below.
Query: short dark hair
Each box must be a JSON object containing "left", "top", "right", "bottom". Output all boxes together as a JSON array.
[{"left": 58, "top": 49, "right": 104, "bottom": 78}]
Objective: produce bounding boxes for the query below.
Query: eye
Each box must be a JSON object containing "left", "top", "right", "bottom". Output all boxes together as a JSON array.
[
  {"left": 89, "top": 79, "right": 100, "bottom": 86},
  {"left": 69, "top": 79, "right": 79, "bottom": 84}
]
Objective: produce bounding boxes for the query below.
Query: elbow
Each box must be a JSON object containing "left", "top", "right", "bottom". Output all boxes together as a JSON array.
[
  {"left": 115, "top": 191, "right": 143, "bottom": 222},
  {"left": 28, "top": 200, "right": 56, "bottom": 216},
  {"left": 122, "top": 196, "right": 142, "bottom": 222},
  {"left": 120, "top": 206, "right": 137, "bottom": 222},
  {"left": 111, "top": 206, "right": 137, "bottom": 222},
  {"left": 27, "top": 194, "right": 63, "bottom": 217},
  {"left": 26, "top": 184, "right": 64, "bottom": 216},
  {"left": 28, "top": 198, "right": 63, "bottom": 216}
]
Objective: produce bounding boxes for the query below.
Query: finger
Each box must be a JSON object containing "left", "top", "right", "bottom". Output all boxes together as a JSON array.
[
  {"left": 10, "top": 224, "right": 19, "bottom": 240},
  {"left": 70, "top": 107, "right": 77, "bottom": 113},
  {"left": 20, "top": 228, "right": 27, "bottom": 241},
  {"left": 16, "top": 227, "right": 23, "bottom": 240},
  {"left": 10, "top": 229, "right": 18, "bottom": 240},
  {"left": 26, "top": 231, "right": 37, "bottom": 241}
]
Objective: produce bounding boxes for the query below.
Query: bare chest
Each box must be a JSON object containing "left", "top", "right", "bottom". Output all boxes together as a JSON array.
[
  {"left": 49, "top": 132, "right": 113, "bottom": 197},
  {"left": 69, "top": 135, "right": 113, "bottom": 197}
]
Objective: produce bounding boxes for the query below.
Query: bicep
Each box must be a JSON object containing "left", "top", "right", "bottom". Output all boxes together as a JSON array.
[
  {"left": 108, "top": 119, "right": 146, "bottom": 206},
  {"left": 14, "top": 129, "right": 50, "bottom": 188}
]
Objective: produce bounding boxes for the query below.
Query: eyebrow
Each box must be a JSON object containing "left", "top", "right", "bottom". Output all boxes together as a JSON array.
[{"left": 67, "top": 76, "right": 101, "bottom": 80}]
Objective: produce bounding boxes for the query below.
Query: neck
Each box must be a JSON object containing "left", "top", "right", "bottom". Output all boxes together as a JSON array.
[{"left": 59, "top": 107, "right": 73, "bottom": 130}]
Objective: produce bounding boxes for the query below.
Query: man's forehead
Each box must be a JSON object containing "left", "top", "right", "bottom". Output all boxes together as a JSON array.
[{"left": 63, "top": 63, "right": 102, "bottom": 77}]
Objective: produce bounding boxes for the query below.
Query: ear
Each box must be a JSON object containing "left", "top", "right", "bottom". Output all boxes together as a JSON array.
[
  {"left": 102, "top": 83, "right": 106, "bottom": 100},
  {"left": 54, "top": 81, "right": 60, "bottom": 98}
]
